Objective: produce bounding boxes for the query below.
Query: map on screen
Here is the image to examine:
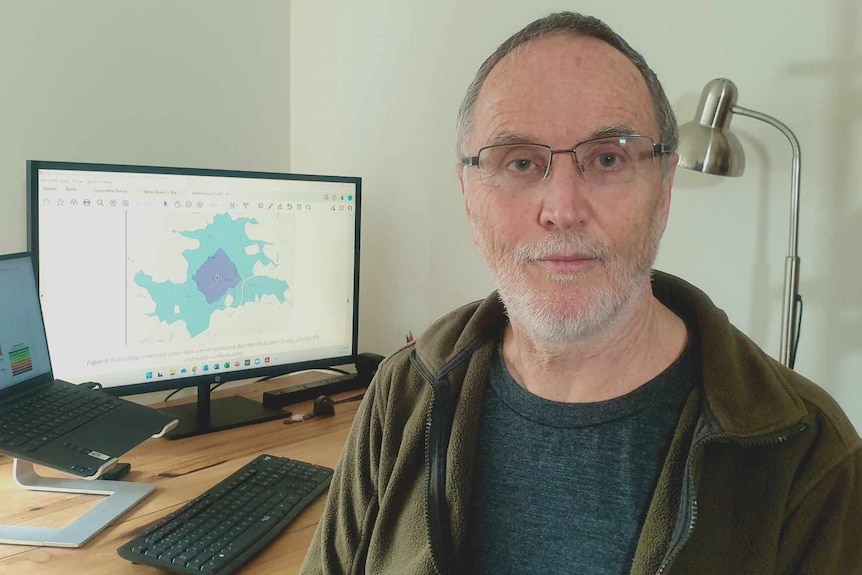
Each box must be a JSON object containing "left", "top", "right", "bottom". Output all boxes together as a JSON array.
[{"left": 130, "top": 211, "right": 295, "bottom": 340}]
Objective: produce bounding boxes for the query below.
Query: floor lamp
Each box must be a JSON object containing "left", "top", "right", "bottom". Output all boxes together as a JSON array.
[{"left": 676, "top": 78, "right": 802, "bottom": 369}]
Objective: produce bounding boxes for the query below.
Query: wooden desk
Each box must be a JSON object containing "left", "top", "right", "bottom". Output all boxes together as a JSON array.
[{"left": 0, "top": 374, "right": 361, "bottom": 574}]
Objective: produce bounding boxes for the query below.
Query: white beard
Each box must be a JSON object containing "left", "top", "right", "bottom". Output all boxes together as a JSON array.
[{"left": 473, "top": 206, "right": 664, "bottom": 347}]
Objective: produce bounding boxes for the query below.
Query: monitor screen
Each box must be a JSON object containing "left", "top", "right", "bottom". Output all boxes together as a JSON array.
[{"left": 28, "top": 161, "right": 360, "bottom": 436}]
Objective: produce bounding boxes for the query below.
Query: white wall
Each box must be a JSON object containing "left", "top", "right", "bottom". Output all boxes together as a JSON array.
[
  {"left": 290, "top": 0, "right": 862, "bottom": 430},
  {"left": 1, "top": 1, "right": 858, "bottom": 430},
  {"left": 0, "top": 0, "right": 291, "bottom": 256}
]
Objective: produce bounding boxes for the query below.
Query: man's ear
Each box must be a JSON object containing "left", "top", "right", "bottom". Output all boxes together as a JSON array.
[
  {"left": 457, "top": 165, "right": 481, "bottom": 246},
  {"left": 659, "top": 153, "right": 679, "bottom": 221},
  {"left": 457, "top": 164, "right": 472, "bottom": 219}
]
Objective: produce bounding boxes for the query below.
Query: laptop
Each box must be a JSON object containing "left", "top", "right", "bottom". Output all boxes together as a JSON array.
[{"left": 0, "top": 252, "right": 177, "bottom": 479}]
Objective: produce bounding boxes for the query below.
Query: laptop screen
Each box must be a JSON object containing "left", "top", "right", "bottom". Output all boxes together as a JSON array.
[{"left": 0, "top": 253, "right": 52, "bottom": 391}]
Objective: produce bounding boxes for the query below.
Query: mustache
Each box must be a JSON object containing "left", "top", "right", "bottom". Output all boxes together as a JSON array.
[{"left": 512, "top": 233, "right": 609, "bottom": 264}]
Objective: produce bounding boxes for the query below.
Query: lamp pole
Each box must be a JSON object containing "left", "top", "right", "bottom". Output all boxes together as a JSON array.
[{"left": 728, "top": 106, "right": 802, "bottom": 368}]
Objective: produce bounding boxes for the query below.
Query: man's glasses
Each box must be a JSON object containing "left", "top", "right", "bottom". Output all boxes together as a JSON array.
[{"left": 462, "top": 135, "right": 673, "bottom": 188}]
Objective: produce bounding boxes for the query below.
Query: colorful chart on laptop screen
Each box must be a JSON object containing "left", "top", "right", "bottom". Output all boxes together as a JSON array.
[{"left": 9, "top": 346, "right": 33, "bottom": 377}]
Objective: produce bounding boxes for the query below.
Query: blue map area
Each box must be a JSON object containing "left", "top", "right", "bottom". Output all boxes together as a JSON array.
[{"left": 135, "top": 213, "right": 289, "bottom": 337}]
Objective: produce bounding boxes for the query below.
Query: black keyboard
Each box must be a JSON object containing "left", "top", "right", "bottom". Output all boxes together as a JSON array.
[
  {"left": 117, "top": 454, "right": 334, "bottom": 574},
  {"left": 0, "top": 383, "right": 120, "bottom": 452}
]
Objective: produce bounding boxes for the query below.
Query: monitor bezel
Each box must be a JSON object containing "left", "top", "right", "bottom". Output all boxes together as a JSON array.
[{"left": 27, "top": 160, "right": 362, "bottom": 399}]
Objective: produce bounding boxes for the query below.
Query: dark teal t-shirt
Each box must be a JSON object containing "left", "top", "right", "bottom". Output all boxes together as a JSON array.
[{"left": 465, "top": 335, "right": 697, "bottom": 574}]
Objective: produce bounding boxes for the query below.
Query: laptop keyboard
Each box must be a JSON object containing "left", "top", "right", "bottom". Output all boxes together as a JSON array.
[{"left": 0, "top": 383, "right": 121, "bottom": 453}]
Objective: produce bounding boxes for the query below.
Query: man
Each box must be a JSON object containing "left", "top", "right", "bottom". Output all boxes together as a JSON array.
[{"left": 302, "top": 12, "right": 861, "bottom": 575}]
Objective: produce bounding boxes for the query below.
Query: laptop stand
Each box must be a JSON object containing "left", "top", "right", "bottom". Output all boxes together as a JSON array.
[{"left": 0, "top": 458, "right": 154, "bottom": 548}]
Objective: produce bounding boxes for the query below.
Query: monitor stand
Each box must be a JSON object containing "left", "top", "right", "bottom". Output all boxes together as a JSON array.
[
  {"left": 160, "top": 382, "right": 290, "bottom": 440},
  {"left": 0, "top": 458, "right": 154, "bottom": 547}
]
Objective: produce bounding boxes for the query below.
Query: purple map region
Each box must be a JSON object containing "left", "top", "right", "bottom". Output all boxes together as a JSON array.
[{"left": 192, "top": 249, "right": 241, "bottom": 303}]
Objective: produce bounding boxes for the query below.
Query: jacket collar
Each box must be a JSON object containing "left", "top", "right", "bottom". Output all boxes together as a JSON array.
[
  {"left": 413, "top": 270, "right": 808, "bottom": 437},
  {"left": 413, "top": 294, "right": 505, "bottom": 381},
  {"left": 650, "top": 271, "right": 807, "bottom": 437}
]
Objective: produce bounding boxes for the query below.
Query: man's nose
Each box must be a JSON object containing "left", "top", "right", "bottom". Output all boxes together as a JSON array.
[{"left": 538, "top": 152, "right": 591, "bottom": 231}]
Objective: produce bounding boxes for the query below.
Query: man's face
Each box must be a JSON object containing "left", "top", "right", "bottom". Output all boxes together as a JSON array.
[{"left": 459, "top": 33, "right": 678, "bottom": 344}]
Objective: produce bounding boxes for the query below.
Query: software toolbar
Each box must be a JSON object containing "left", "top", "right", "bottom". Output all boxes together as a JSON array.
[{"left": 38, "top": 169, "right": 356, "bottom": 215}]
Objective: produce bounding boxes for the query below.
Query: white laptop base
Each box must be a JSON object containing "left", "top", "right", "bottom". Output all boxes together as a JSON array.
[{"left": 0, "top": 458, "right": 154, "bottom": 547}]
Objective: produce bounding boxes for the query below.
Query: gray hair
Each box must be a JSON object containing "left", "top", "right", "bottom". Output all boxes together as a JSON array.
[{"left": 455, "top": 12, "right": 678, "bottom": 159}]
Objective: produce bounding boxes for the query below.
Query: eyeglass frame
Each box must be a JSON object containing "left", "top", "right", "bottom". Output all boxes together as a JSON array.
[{"left": 460, "top": 134, "right": 675, "bottom": 188}]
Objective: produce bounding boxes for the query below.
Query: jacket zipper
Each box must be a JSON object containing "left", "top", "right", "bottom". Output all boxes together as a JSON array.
[
  {"left": 424, "top": 382, "right": 443, "bottom": 575},
  {"left": 413, "top": 352, "right": 449, "bottom": 575},
  {"left": 413, "top": 340, "right": 486, "bottom": 575},
  {"left": 655, "top": 420, "right": 808, "bottom": 574}
]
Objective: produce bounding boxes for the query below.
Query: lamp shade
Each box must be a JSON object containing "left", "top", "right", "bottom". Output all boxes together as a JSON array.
[
  {"left": 677, "top": 78, "right": 746, "bottom": 177},
  {"left": 675, "top": 77, "right": 804, "bottom": 368}
]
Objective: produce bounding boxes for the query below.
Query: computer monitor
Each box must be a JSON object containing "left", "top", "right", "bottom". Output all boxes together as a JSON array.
[{"left": 28, "top": 161, "right": 360, "bottom": 438}]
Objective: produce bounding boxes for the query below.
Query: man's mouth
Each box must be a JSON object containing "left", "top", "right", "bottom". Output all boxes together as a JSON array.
[{"left": 535, "top": 254, "right": 599, "bottom": 274}]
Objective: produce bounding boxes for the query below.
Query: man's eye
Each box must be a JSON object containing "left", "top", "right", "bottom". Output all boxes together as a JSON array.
[
  {"left": 598, "top": 154, "right": 620, "bottom": 168},
  {"left": 586, "top": 148, "right": 631, "bottom": 171},
  {"left": 507, "top": 159, "right": 537, "bottom": 172}
]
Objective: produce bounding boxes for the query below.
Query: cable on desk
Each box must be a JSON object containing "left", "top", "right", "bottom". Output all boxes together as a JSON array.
[{"left": 283, "top": 390, "right": 367, "bottom": 425}]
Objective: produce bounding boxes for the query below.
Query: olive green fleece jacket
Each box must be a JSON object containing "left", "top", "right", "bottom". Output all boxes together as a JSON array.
[{"left": 301, "top": 271, "right": 862, "bottom": 574}]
